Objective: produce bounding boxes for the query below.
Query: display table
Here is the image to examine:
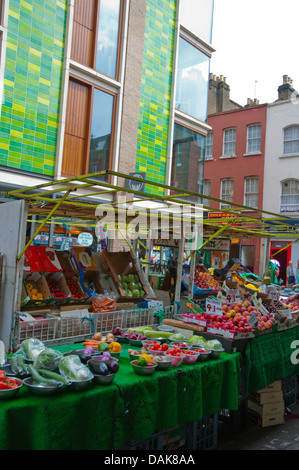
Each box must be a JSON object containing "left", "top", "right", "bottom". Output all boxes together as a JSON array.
[
  {"left": 0, "top": 343, "right": 242, "bottom": 450},
  {"left": 244, "top": 325, "right": 299, "bottom": 394}
]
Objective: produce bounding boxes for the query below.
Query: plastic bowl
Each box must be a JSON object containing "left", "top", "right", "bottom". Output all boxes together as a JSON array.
[
  {"left": 169, "top": 341, "right": 189, "bottom": 349},
  {"left": 142, "top": 340, "right": 161, "bottom": 350},
  {"left": 165, "top": 355, "right": 183, "bottom": 367},
  {"left": 209, "top": 348, "right": 225, "bottom": 359},
  {"left": 189, "top": 348, "right": 211, "bottom": 362},
  {"left": 128, "top": 350, "right": 141, "bottom": 361},
  {"left": 0, "top": 378, "right": 23, "bottom": 400},
  {"left": 108, "top": 351, "right": 122, "bottom": 360},
  {"left": 128, "top": 339, "right": 143, "bottom": 348},
  {"left": 155, "top": 359, "right": 172, "bottom": 371},
  {"left": 131, "top": 360, "right": 157, "bottom": 376},
  {"left": 92, "top": 373, "right": 115, "bottom": 385},
  {"left": 23, "top": 377, "right": 64, "bottom": 396},
  {"left": 115, "top": 335, "right": 129, "bottom": 344},
  {"left": 181, "top": 351, "right": 199, "bottom": 365},
  {"left": 68, "top": 377, "right": 93, "bottom": 392},
  {"left": 146, "top": 348, "right": 165, "bottom": 356}
]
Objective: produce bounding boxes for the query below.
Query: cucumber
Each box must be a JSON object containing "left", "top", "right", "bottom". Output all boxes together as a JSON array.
[
  {"left": 37, "top": 368, "right": 69, "bottom": 385},
  {"left": 144, "top": 330, "right": 173, "bottom": 338},
  {"left": 17, "top": 354, "right": 30, "bottom": 374},
  {"left": 10, "top": 355, "right": 22, "bottom": 374},
  {"left": 28, "top": 365, "right": 62, "bottom": 387}
]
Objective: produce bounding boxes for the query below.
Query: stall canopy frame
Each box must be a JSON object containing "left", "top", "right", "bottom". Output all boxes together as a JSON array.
[{"left": 5, "top": 170, "right": 299, "bottom": 261}]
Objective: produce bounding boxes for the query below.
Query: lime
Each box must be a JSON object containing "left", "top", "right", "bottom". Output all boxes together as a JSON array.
[{"left": 136, "top": 357, "right": 148, "bottom": 367}]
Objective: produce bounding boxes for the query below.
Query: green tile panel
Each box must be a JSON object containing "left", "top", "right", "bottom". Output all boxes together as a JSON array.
[
  {"left": 0, "top": 0, "right": 67, "bottom": 176},
  {"left": 136, "top": 0, "right": 176, "bottom": 196}
]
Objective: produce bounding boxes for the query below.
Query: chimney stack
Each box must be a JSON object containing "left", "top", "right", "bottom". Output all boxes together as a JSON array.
[{"left": 278, "top": 75, "right": 296, "bottom": 101}]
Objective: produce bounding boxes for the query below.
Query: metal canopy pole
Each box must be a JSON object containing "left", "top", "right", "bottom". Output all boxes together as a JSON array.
[{"left": 17, "top": 188, "right": 73, "bottom": 261}]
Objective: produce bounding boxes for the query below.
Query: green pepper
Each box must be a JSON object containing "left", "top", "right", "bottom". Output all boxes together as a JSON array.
[{"left": 97, "top": 342, "right": 109, "bottom": 352}]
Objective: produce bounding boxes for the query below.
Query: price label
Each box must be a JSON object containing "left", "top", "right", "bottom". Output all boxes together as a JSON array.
[
  {"left": 205, "top": 298, "right": 223, "bottom": 316},
  {"left": 248, "top": 312, "right": 258, "bottom": 328},
  {"left": 266, "top": 286, "right": 278, "bottom": 301},
  {"left": 226, "top": 288, "right": 241, "bottom": 305}
]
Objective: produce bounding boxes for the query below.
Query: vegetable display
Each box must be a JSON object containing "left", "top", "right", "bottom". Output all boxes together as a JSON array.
[
  {"left": 21, "top": 338, "right": 47, "bottom": 361},
  {"left": 0, "top": 372, "right": 20, "bottom": 390},
  {"left": 91, "top": 295, "right": 116, "bottom": 313},
  {"left": 59, "top": 355, "right": 94, "bottom": 382},
  {"left": 118, "top": 273, "right": 146, "bottom": 298},
  {"left": 33, "top": 348, "right": 62, "bottom": 371}
]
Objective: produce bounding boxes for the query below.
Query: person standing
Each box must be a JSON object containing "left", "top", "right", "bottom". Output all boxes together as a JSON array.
[{"left": 286, "top": 260, "right": 295, "bottom": 287}]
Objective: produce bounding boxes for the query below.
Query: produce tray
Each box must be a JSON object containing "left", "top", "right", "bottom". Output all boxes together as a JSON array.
[
  {"left": 22, "top": 272, "right": 52, "bottom": 307},
  {"left": 98, "top": 251, "right": 149, "bottom": 301},
  {"left": 197, "top": 331, "right": 250, "bottom": 353}
]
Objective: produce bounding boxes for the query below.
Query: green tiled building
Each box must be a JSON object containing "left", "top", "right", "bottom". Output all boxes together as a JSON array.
[{"left": 0, "top": 0, "right": 214, "bottom": 197}]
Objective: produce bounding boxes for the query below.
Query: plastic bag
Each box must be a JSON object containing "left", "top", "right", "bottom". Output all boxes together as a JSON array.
[
  {"left": 91, "top": 293, "right": 117, "bottom": 313},
  {"left": 59, "top": 355, "right": 94, "bottom": 381},
  {"left": 21, "top": 338, "right": 47, "bottom": 361},
  {"left": 33, "top": 347, "right": 63, "bottom": 371}
]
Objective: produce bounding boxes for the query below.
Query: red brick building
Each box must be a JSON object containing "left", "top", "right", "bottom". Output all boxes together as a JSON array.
[{"left": 203, "top": 75, "right": 267, "bottom": 275}]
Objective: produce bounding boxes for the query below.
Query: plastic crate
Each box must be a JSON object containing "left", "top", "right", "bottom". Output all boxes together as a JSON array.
[
  {"left": 282, "top": 374, "right": 297, "bottom": 408},
  {"left": 124, "top": 431, "right": 164, "bottom": 450},
  {"left": 185, "top": 415, "right": 218, "bottom": 450},
  {"left": 57, "top": 313, "right": 96, "bottom": 341},
  {"left": 218, "top": 366, "right": 248, "bottom": 434},
  {"left": 12, "top": 311, "right": 58, "bottom": 348}
]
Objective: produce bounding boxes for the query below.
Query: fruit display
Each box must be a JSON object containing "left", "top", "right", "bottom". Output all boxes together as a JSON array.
[
  {"left": 25, "top": 282, "right": 43, "bottom": 300},
  {"left": 282, "top": 298, "right": 299, "bottom": 312},
  {"left": 47, "top": 279, "right": 67, "bottom": 299},
  {"left": 118, "top": 273, "right": 146, "bottom": 298},
  {"left": 195, "top": 265, "right": 221, "bottom": 290},
  {"left": 65, "top": 278, "right": 85, "bottom": 300}
]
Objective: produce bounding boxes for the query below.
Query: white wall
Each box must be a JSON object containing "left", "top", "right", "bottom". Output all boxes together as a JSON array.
[{"left": 263, "top": 99, "right": 299, "bottom": 214}]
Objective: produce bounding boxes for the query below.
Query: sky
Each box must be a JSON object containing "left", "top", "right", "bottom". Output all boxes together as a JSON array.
[{"left": 210, "top": 0, "right": 299, "bottom": 106}]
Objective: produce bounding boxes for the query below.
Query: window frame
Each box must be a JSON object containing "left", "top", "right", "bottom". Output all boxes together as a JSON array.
[
  {"left": 205, "top": 131, "right": 213, "bottom": 160},
  {"left": 221, "top": 128, "right": 236, "bottom": 158},
  {"left": 220, "top": 178, "right": 234, "bottom": 209},
  {"left": 282, "top": 125, "right": 299, "bottom": 157},
  {"left": 244, "top": 176, "right": 259, "bottom": 209},
  {"left": 280, "top": 179, "right": 299, "bottom": 213},
  {"left": 245, "top": 123, "right": 261, "bottom": 156}
]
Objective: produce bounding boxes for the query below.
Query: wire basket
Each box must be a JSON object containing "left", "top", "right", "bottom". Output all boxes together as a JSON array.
[{"left": 12, "top": 311, "right": 59, "bottom": 349}]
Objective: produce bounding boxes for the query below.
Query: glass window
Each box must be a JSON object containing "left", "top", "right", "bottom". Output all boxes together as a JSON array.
[
  {"left": 203, "top": 179, "right": 211, "bottom": 207},
  {"left": 283, "top": 126, "right": 299, "bottom": 155},
  {"left": 247, "top": 124, "right": 261, "bottom": 154},
  {"left": 96, "top": 0, "right": 121, "bottom": 79},
  {"left": 175, "top": 37, "right": 210, "bottom": 122},
  {"left": 281, "top": 179, "right": 299, "bottom": 212},
  {"left": 205, "top": 132, "right": 213, "bottom": 159},
  {"left": 179, "top": 0, "right": 214, "bottom": 44},
  {"left": 171, "top": 123, "right": 206, "bottom": 200},
  {"left": 88, "top": 88, "right": 115, "bottom": 178},
  {"left": 244, "top": 177, "right": 259, "bottom": 208},
  {"left": 223, "top": 128, "right": 236, "bottom": 157},
  {"left": 220, "top": 178, "right": 234, "bottom": 208}
]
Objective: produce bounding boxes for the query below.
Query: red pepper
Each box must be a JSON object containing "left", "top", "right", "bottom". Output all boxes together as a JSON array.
[
  {"left": 0, "top": 380, "right": 10, "bottom": 390},
  {"left": 0, "top": 370, "right": 6, "bottom": 380}
]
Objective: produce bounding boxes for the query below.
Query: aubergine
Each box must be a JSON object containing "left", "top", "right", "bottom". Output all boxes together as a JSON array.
[
  {"left": 103, "top": 359, "right": 119, "bottom": 374},
  {"left": 88, "top": 359, "right": 109, "bottom": 375},
  {"left": 65, "top": 350, "right": 92, "bottom": 364}
]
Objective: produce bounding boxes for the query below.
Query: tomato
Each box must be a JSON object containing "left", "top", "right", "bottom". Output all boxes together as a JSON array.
[
  {"left": 175, "top": 352, "right": 181, "bottom": 356},
  {"left": 161, "top": 343, "right": 168, "bottom": 351},
  {"left": 0, "top": 370, "right": 6, "bottom": 380},
  {"left": 154, "top": 343, "right": 160, "bottom": 350}
]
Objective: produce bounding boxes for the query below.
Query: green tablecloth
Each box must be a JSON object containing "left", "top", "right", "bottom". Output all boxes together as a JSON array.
[
  {"left": 0, "top": 343, "right": 242, "bottom": 450},
  {"left": 244, "top": 325, "right": 299, "bottom": 394}
]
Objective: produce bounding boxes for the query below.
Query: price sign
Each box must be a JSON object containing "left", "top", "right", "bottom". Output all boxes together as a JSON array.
[
  {"left": 77, "top": 232, "right": 94, "bottom": 247},
  {"left": 205, "top": 298, "right": 223, "bottom": 316},
  {"left": 266, "top": 286, "right": 278, "bottom": 301},
  {"left": 248, "top": 312, "right": 258, "bottom": 328},
  {"left": 226, "top": 288, "right": 241, "bottom": 305}
]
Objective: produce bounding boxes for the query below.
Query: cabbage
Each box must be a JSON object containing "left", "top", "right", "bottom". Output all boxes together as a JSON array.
[
  {"left": 134, "top": 274, "right": 139, "bottom": 283},
  {"left": 132, "top": 289, "right": 140, "bottom": 298},
  {"left": 125, "top": 290, "right": 133, "bottom": 298},
  {"left": 139, "top": 289, "right": 145, "bottom": 297},
  {"left": 59, "top": 355, "right": 93, "bottom": 381},
  {"left": 128, "top": 282, "right": 137, "bottom": 290},
  {"left": 127, "top": 274, "right": 135, "bottom": 283},
  {"left": 205, "top": 339, "right": 223, "bottom": 350},
  {"left": 33, "top": 348, "right": 63, "bottom": 370},
  {"left": 21, "top": 338, "right": 47, "bottom": 361},
  {"left": 187, "top": 335, "right": 206, "bottom": 346},
  {"left": 121, "top": 281, "right": 128, "bottom": 290},
  {"left": 169, "top": 332, "right": 186, "bottom": 341}
]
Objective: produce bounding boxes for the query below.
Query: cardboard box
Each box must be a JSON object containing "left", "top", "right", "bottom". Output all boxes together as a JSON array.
[
  {"left": 257, "top": 381, "right": 282, "bottom": 393},
  {"left": 248, "top": 408, "right": 284, "bottom": 427},
  {"left": 22, "top": 272, "right": 52, "bottom": 306},
  {"left": 36, "top": 247, "right": 63, "bottom": 272},
  {"left": 64, "top": 273, "right": 89, "bottom": 304},
  {"left": 23, "top": 247, "right": 44, "bottom": 272},
  {"left": 70, "top": 246, "right": 98, "bottom": 272},
  {"left": 248, "top": 399, "right": 284, "bottom": 417},
  {"left": 249, "top": 390, "right": 284, "bottom": 405},
  {"left": 46, "top": 272, "right": 72, "bottom": 304},
  {"left": 56, "top": 250, "right": 78, "bottom": 274},
  {"left": 79, "top": 270, "right": 104, "bottom": 297}
]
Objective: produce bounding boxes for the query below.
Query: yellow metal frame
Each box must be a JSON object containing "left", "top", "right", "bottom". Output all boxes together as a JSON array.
[{"left": 6, "top": 170, "right": 299, "bottom": 260}]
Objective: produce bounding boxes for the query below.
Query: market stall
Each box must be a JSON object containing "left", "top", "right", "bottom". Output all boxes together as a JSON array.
[{"left": 2, "top": 170, "right": 299, "bottom": 449}]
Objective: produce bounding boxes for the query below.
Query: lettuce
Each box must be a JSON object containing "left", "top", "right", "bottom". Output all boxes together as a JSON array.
[
  {"left": 205, "top": 339, "right": 223, "bottom": 350},
  {"left": 59, "top": 355, "right": 93, "bottom": 381},
  {"left": 187, "top": 335, "right": 206, "bottom": 346},
  {"left": 33, "top": 348, "right": 63, "bottom": 371},
  {"left": 21, "top": 338, "right": 46, "bottom": 361}
]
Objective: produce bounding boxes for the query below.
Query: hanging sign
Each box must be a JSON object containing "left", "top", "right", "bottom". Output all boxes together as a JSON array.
[
  {"left": 205, "top": 297, "right": 223, "bottom": 316},
  {"left": 77, "top": 232, "right": 94, "bottom": 247}
]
